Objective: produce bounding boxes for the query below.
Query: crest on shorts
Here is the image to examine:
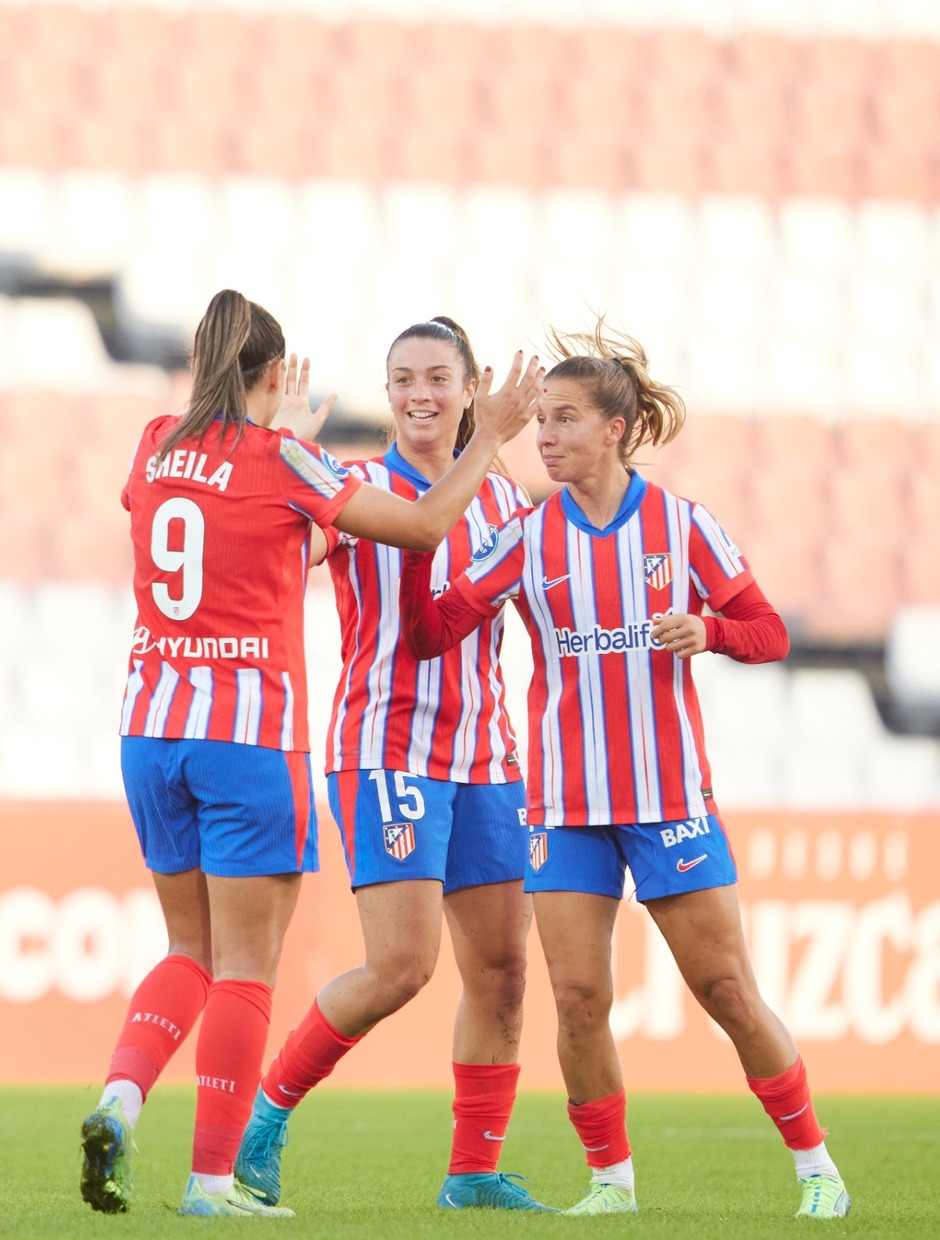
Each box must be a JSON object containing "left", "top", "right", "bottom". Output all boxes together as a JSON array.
[
  {"left": 528, "top": 831, "right": 548, "bottom": 872},
  {"left": 383, "top": 822, "right": 416, "bottom": 861},
  {"left": 643, "top": 553, "right": 673, "bottom": 591}
]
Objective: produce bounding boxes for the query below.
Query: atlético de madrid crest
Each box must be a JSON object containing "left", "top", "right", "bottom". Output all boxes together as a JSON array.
[
  {"left": 384, "top": 822, "right": 416, "bottom": 860},
  {"left": 529, "top": 832, "right": 548, "bottom": 872},
  {"left": 643, "top": 553, "right": 673, "bottom": 591}
]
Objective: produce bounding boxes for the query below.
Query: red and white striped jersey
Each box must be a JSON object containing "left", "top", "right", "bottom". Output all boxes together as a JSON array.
[
  {"left": 326, "top": 444, "right": 527, "bottom": 783},
  {"left": 120, "top": 415, "right": 361, "bottom": 751},
  {"left": 452, "top": 473, "right": 755, "bottom": 825}
]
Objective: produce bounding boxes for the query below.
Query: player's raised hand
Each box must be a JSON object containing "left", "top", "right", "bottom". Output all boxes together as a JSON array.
[
  {"left": 473, "top": 351, "right": 545, "bottom": 447},
  {"left": 272, "top": 354, "right": 336, "bottom": 440}
]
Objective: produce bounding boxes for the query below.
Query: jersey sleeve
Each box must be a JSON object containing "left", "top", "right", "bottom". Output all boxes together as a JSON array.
[
  {"left": 457, "top": 511, "right": 528, "bottom": 607},
  {"left": 702, "top": 580, "right": 790, "bottom": 664},
  {"left": 277, "top": 434, "right": 363, "bottom": 527},
  {"left": 688, "top": 502, "right": 755, "bottom": 612},
  {"left": 400, "top": 550, "right": 495, "bottom": 658}
]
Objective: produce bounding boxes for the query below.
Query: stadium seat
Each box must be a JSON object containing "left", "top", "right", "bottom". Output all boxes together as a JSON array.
[
  {"left": 705, "top": 142, "right": 784, "bottom": 199},
  {"left": 860, "top": 145, "right": 936, "bottom": 204},
  {"left": 752, "top": 414, "right": 837, "bottom": 483},
  {"left": 644, "top": 26, "right": 724, "bottom": 89},
  {"left": 802, "top": 34, "right": 875, "bottom": 92},
  {"left": 834, "top": 417, "right": 916, "bottom": 482},
  {"left": 783, "top": 142, "right": 862, "bottom": 200},
  {"left": 629, "top": 137, "right": 708, "bottom": 196},
  {"left": 811, "top": 542, "right": 901, "bottom": 640},
  {"left": 36, "top": 173, "right": 134, "bottom": 274},
  {"left": 898, "top": 537, "right": 940, "bottom": 607},
  {"left": 727, "top": 29, "right": 802, "bottom": 89},
  {"left": 618, "top": 193, "right": 697, "bottom": 271},
  {"left": 825, "top": 470, "right": 905, "bottom": 554},
  {"left": 864, "top": 734, "right": 940, "bottom": 809},
  {"left": 714, "top": 79, "right": 791, "bottom": 150},
  {"left": 855, "top": 201, "right": 933, "bottom": 278},
  {"left": 777, "top": 199, "right": 856, "bottom": 276},
  {"left": 698, "top": 197, "right": 777, "bottom": 273},
  {"left": 8, "top": 298, "right": 113, "bottom": 385},
  {"left": 885, "top": 604, "right": 940, "bottom": 733}
]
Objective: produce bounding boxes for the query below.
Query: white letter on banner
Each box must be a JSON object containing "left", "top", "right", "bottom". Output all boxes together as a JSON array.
[
  {"left": 787, "top": 902, "right": 853, "bottom": 1040},
  {"left": 844, "top": 892, "right": 910, "bottom": 1044},
  {"left": 0, "top": 888, "right": 55, "bottom": 1002},
  {"left": 908, "top": 902, "right": 940, "bottom": 1044}
]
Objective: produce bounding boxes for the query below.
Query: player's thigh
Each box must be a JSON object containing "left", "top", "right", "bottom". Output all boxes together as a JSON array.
[
  {"left": 644, "top": 882, "right": 757, "bottom": 997},
  {"left": 354, "top": 878, "right": 444, "bottom": 976},
  {"left": 184, "top": 741, "right": 318, "bottom": 877},
  {"left": 445, "top": 879, "right": 531, "bottom": 978},
  {"left": 327, "top": 768, "right": 455, "bottom": 888},
  {"left": 444, "top": 780, "right": 528, "bottom": 895},
  {"left": 121, "top": 736, "right": 201, "bottom": 873},
  {"left": 533, "top": 888, "right": 621, "bottom": 1001}
]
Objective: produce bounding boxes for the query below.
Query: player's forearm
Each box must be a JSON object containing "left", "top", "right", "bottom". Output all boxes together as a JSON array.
[
  {"left": 410, "top": 428, "right": 504, "bottom": 547},
  {"left": 399, "top": 551, "right": 484, "bottom": 657},
  {"left": 704, "top": 583, "right": 790, "bottom": 663}
]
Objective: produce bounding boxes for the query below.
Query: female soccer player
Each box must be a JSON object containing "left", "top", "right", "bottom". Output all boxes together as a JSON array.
[
  {"left": 79, "top": 291, "right": 542, "bottom": 1217},
  {"left": 398, "top": 320, "right": 850, "bottom": 1221},
  {"left": 234, "top": 318, "right": 553, "bottom": 1212}
]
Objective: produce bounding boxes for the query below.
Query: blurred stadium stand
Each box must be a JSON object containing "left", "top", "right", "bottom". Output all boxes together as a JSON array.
[{"left": 0, "top": 0, "right": 938, "bottom": 804}]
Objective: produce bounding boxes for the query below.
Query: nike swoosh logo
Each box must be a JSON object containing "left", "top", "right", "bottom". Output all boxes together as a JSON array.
[
  {"left": 278, "top": 1085, "right": 303, "bottom": 1097},
  {"left": 541, "top": 574, "right": 570, "bottom": 590},
  {"left": 583, "top": 1143, "right": 609, "bottom": 1152},
  {"left": 677, "top": 855, "right": 707, "bottom": 872},
  {"left": 483, "top": 1131, "right": 505, "bottom": 1141},
  {"left": 443, "top": 1194, "right": 458, "bottom": 1208}
]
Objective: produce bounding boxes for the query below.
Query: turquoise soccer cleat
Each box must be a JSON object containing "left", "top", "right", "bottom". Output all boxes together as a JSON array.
[
  {"left": 79, "top": 1096, "right": 136, "bottom": 1213},
  {"left": 437, "top": 1171, "right": 557, "bottom": 1211},
  {"left": 566, "top": 1182, "right": 639, "bottom": 1215},
  {"left": 796, "top": 1174, "right": 851, "bottom": 1219},
  {"left": 179, "top": 1173, "right": 295, "bottom": 1217},
  {"left": 234, "top": 1101, "right": 291, "bottom": 1204}
]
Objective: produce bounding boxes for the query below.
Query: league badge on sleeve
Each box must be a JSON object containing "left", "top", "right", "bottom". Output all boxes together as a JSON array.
[
  {"left": 471, "top": 524, "right": 500, "bottom": 562},
  {"left": 643, "top": 553, "right": 673, "bottom": 591},
  {"left": 384, "top": 822, "right": 416, "bottom": 861}
]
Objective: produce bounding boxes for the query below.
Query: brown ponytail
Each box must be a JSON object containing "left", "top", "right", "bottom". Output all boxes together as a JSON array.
[
  {"left": 544, "top": 318, "right": 686, "bottom": 465},
  {"left": 156, "top": 289, "right": 285, "bottom": 464}
]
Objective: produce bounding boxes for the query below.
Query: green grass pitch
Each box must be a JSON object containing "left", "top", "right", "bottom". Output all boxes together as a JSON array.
[{"left": 1, "top": 1086, "right": 937, "bottom": 1238}]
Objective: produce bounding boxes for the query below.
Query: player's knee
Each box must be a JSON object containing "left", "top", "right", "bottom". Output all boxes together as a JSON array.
[
  {"left": 370, "top": 956, "right": 435, "bottom": 1013},
  {"left": 553, "top": 978, "right": 613, "bottom": 1038},
  {"left": 701, "top": 974, "right": 760, "bottom": 1035}
]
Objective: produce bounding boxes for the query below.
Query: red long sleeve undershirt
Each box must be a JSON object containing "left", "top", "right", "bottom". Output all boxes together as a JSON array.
[{"left": 399, "top": 550, "right": 789, "bottom": 664}]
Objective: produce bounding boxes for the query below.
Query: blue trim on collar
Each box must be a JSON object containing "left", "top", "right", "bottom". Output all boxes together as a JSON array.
[
  {"left": 384, "top": 442, "right": 459, "bottom": 493},
  {"left": 560, "top": 471, "right": 647, "bottom": 536}
]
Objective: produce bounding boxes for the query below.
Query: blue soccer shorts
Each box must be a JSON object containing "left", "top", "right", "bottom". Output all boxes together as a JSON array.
[
  {"left": 524, "top": 813, "right": 737, "bottom": 902},
  {"left": 327, "top": 769, "right": 527, "bottom": 894},
  {"left": 121, "top": 736, "right": 318, "bottom": 878}
]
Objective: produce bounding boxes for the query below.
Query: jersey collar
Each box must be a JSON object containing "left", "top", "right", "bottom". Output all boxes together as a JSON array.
[
  {"left": 384, "top": 441, "right": 459, "bottom": 493},
  {"left": 560, "top": 470, "right": 647, "bottom": 537}
]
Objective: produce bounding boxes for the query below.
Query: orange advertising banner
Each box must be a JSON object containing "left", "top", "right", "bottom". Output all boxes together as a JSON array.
[{"left": 1, "top": 801, "right": 937, "bottom": 1092}]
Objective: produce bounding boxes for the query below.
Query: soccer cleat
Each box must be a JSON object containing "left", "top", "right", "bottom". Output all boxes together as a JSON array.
[
  {"left": 179, "top": 1173, "right": 295, "bottom": 1217},
  {"left": 234, "top": 1104, "right": 291, "bottom": 1204},
  {"left": 795, "top": 1174, "right": 851, "bottom": 1219},
  {"left": 437, "top": 1171, "right": 557, "bottom": 1211},
  {"left": 80, "top": 1096, "right": 136, "bottom": 1213},
  {"left": 566, "top": 1182, "right": 639, "bottom": 1215}
]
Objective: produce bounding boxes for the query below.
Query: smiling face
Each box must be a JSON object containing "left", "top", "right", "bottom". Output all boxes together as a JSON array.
[
  {"left": 386, "top": 336, "right": 476, "bottom": 454},
  {"left": 536, "top": 377, "right": 627, "bottom": 486}
]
